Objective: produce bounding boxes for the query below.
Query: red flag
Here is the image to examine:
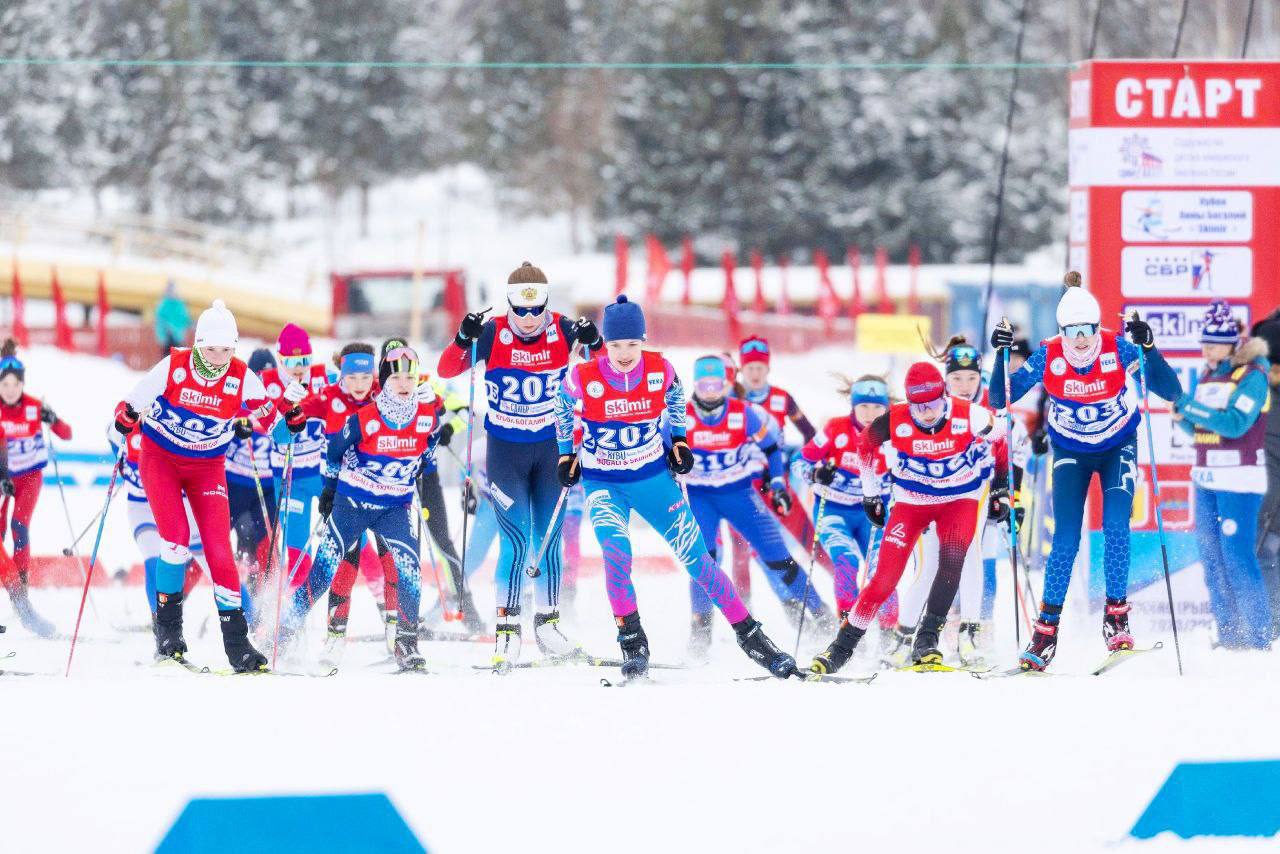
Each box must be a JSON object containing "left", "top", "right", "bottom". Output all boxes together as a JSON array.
[
  {"left": 96, "top": 270, "right": 109, "bottom": 358},
  {"left": 721, "top": 251, "right": 742, "bottom": 343},
  {"left": 679, "top": 236, "right": 694, "bottom": 306},
  {"left": 51, "top": 266, "right": 74, "bottom": 351},
  {"left": 614, "top": 234, "right": 629, "bottom": 297},
  {"left": 847, "top": 246, "right": 865, "bottom": 319},
  {"left": 815, "top": 250, "right": 838, "bottom": 336},
  {"left": 907, "top": 243, "right": 922, "bottom": 315},
  {"left": 874, "top": 246, "right": 893, "bottom": 313},
  {"left": 644, "top": 234, "right": 671, "bottom": 303},
  {"left": 776, "top": 254, "right": 791, "bottom": 316},
  {"left": 10, "top": 259, "right": 28, "bottom": 347}
]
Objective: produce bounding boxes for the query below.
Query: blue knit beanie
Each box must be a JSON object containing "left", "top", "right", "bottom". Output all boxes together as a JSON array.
[
  {"left": 602, "top": 295, "right": 646, "bottom": 342},
  {"left": 1200, "top": 299, "right": 1241, "bottom": 346},
  {"left": 248, "top": 347, "right": 276, "bottom": 374}
]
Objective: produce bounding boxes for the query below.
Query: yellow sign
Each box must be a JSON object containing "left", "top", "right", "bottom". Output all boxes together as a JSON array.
[{"left": 855, "top": 314, "right": 932, "bottom": 354}]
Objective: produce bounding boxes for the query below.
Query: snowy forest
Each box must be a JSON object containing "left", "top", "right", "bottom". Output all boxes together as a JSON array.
[{"left": 0, "top": 0, "right": 1276, "bottom": 261}]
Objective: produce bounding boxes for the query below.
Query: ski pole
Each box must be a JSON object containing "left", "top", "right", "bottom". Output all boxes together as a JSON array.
[
  {"left": 270, "top": 437, "right": 296, "bottom": 668},
  {"left": 1135, "top": 336, "right": 1185, "bottom": 676},
  {"left": 792, "top": 488, "right": 829, "bottom": 659},
  {"left": 457, "top": 310, "right": 490, "bottom": 593},
  {"left": 525, "top": 484, "right": 572, "bottom": 579},
  {"left": 1001, "top": 339, "right": 1022, "bottom": 647},
  {"left": 65, "top": 444, "right": 126, "bottom": 677},
  {"left": 243, "top": 426, "right": 276, "bottom": 554},
  {"left": 61, "top": 503, "right": 105, "bottom": 556},
  {"left": 417, "top": 486, "right": 452, "bottom": 620},
  {"left": 44, "top": 427, "right": 101, "bottom": 620}
]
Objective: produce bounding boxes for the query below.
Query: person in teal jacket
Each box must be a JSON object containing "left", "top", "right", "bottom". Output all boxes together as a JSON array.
[{"left": 1174, "top": 300, "right": 1273, "bottom": 650}]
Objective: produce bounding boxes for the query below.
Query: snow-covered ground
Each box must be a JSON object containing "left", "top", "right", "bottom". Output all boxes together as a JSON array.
[{"left": 1, "top": 345, "right": 1276, "bottom": 853}]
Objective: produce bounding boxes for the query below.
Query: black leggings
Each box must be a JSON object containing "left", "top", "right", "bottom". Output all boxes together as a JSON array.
[{"left": 418, "top": 468, "right": 467, "bottom": 593}]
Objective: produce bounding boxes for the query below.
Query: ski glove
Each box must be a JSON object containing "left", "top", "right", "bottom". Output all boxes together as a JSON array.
[
  {"left": 0, "top": 476, "right": 14, "bottom": 497},
  {"left": 284, "top": 405, "right": 308, "bottom": 434},
  {"left": 862, "top": 496, "right": 886, "bottom": 528},
  {"left": 233, "top": 418, "right": 254, "bottom": 440},
  {"left": 1031, "top": 428, "right": 1050, "bottom": 456},
  {"left": 318, "top": 484, "right": 336, "bottom": 520},
  {"left": 570, "top": 317, "right": 603, "bottom": 350},
  {"left": 988, "top": 488, "right": 1011, "bottom": 524},
  {"left": 1125, "top": 314, "right": 1155, "bottom": 349},
  {"left": 990, "top": 321, "right": 1014, "bottom": 351},
  {"left": 666, "top": 440, "right": 695, "bottom": 475},
  {"left": 283, "top": 381, "right": 308, "bottom": 404},
  {"left": 455, "top": 311, "right": 487, "bottom": 347},
  {"left": 768, "top": 479, "right": 792, "bottom": 514},
  {"left": 557, "top": 455, "right": 581, "bottom": 488},
  {"left": 39, "top": 404, "right": 58, "bottom": 425},
  {"left": 438, "top": 422, "right": 455, "bottom": 447},
  {"left": 113, "top": 401, "right": 140, "bottom": 436},
  {"left": 812, "top": 459, "right": 836, "bottom": 485},
  {"left": 462, "top": 479, "right": 479, "bottom": 515}
]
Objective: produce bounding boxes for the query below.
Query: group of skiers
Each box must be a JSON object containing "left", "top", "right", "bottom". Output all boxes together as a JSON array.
[{"left": 1, "top": 263, "right": 1275, "bottom": 676}]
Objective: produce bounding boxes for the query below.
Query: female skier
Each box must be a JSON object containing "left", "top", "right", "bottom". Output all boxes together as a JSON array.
[
  {"left": 437, "top": 262, "right": 602, "bottom": 666},
  {"left": 792, "top": 375, "right": 896, "bottom": 640},
  {"left": 554, "top": 296, "right": 797, "bottom": 680},
  {"left": 989, "top": 272, "right": 1182, "bottom": 671},
  {"left": 683, "top": 353, "right": 831, "bottom": 660},
  {"left": 0, "top": 340, "right": 71, "bottom": 636},
  {"left": 810, "top": 361, "right": 1004, "bottom": 674},
  {"left": 113, "top": 300, "right": 306, "bottom": 670},
  {"left": 1174, "top": 300, "right": 1273, "bottom": 649},
  {"left": 279, "top": 344, "right": 439, "bottom": 670}
]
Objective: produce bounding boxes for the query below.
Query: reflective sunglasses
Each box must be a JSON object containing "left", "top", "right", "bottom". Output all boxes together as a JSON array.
[
  {"left": 950, "top": 345, "right": 979, "bottom": 366},
  {"left": 1062, "top": 322, "right": 1099, "bottom": 338},
  {"left": 509, "top": 302, "right": 547, "bottom": 318},
  {"left": 383, "top": 346, "right": 420, "bottom": 376},
  {"left": 280, "top": 354, "right": 312, "bottom": 370}
]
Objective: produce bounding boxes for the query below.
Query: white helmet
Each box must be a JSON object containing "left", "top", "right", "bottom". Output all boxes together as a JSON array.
[
  {"left": 194, "top": 299, "right": 238, "bottom": 348},
  {"left": 1056, "top": 286, "right": 1100, "bottom": 328}
]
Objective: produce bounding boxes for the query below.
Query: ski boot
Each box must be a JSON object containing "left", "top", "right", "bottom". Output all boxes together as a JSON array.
[
  {"left": 394, "top": 622, "right": 427, "bottom": 672},
  {"left": 686, "top": 610, "right": 714, "bottom": 664},
  {"left": 810, "top": 622, "right": 866, "bottom": 676},
  {"left": 735, "top": 618, "right": 798, "bottom": 679},
  {"left": 879, "top": 624, "right": 913, "bottom": 668},
  {"left": 492, "top": 608, "right": 522, "bottom": 672},
  {"left": 910, "top": 613, "right": 947, "bottom": 667},
  {"left": 219, "top": 609, "right": 268, "bottom": 672},
  {"left": 1103, "top": 598, "right": 1134, "bottom": 652},
  {"left": 1019, "top": 614, "right": 1061, "bottom": 671},
  {"left": 320, "top": 621, "right": 347, "bottom": 669},
  {"left": 957, "top": 621, "right": 988, "bottom": 667},
  {"left": 154, "top": 591, "right": 188, "bottom": 661},
  {"left": 617, "top": 612, "right": 650, "bottom": 680},
  {"left": 534, "top": 610, "right": 583, "bottom": 660},
  {"left": 458, "top": 589, "right": 486, "bottom": 635},
  {"left": 11, "top": 590, "right": 56, "bottom": 638}
]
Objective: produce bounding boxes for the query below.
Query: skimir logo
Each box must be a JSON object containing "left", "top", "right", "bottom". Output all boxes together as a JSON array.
[
  {"left": 911, "top": 438, "right": 955, "bottom": 455},
  {"left": 604, "top": 399, "right": 651, "bottom": 418},
  {"left": 178, "top": 388, "right": 224, "bottom": 409},
  {"left": 376, "top": 435, "right": 419, "bottom": 453},
  {"left": 510, "top": 348, "right": 551, "bottom": 367},
  {"left": 1063, "top": 378, "right": 1108, "bottom": 396}
]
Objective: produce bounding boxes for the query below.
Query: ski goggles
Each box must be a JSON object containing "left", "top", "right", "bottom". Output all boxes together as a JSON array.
[
  {"left": 280, "top": 354, "right": 312, "bottom": 370},
  {"left": 740, "top": 338, "right": 769, "bottom": 355},
  {"left": 383, "top": 346, "right": 420, "bottom": 377},
  {"left": 340, "top": 352, "right": 375, "bottom": 377},
  {"left": 0, "top": 356, "right": 24, "bottom": 374},
  {"left": 946, "top": 345, "right": 980, "bottom": 373},
  {"left": 509, "top": 301, "right": 547, "bottom": 318},
  {"left": 850, "top": 379, "right": 889, "bottom": 407},
  {"left": 1061, "top": 322, "right": 1099, "bottom": 338}
]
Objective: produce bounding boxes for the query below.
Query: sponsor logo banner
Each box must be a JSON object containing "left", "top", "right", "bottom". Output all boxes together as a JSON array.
[
  {"left": 1120, "top": 246, "right": 1252, "bottom": 297},
  {"left": 1126, "top": 303, "right": 1251, "bottom": 352},
  {"left": 1121, "top": 190, "right": 1252, "bottom": 242}
]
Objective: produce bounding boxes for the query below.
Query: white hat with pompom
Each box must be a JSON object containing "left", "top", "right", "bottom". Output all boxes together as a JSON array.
[{"left": 194, "top": 299, "right": 238, "bottom": 348}]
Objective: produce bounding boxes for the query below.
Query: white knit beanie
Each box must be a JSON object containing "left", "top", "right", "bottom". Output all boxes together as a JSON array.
[
  {"left": 194, "top": 299, "right": 239, "bottom": 348},
  {"left": 1056, "top": 286, "right": 1101, "bottom": 328}
]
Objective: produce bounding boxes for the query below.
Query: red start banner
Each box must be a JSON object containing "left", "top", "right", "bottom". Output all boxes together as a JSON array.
[{"left": 1068, "top": 60, "right": 1280, "bottom": 542}]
